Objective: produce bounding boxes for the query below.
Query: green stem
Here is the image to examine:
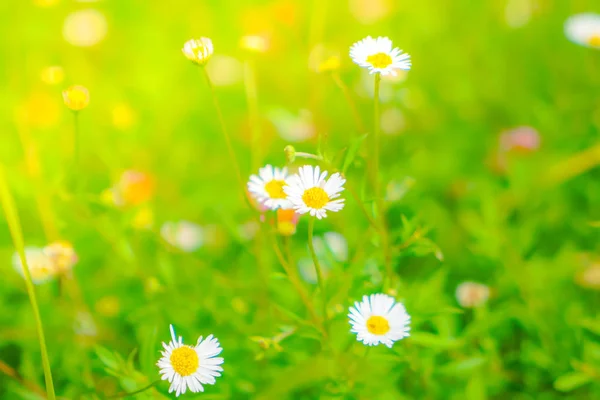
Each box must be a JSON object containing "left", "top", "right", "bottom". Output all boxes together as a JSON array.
[
  {"left": 244, "top": 60, "right": 262, "bottom": 170},
  {"left": 373, "top": 74, "right": 394, "bottom": 289},
  {"left": 72, "top": 111, "right": 80, "bottom": 167},
  {"left": 201, "top": 68, "right": 247, "bottom": 201},
  {"left": 307, "top": 218, "right": 326, "bottom": 317},
  {"left": 0, "top": 164, "right": 56, "bottom": 400},
  {"left": 106, "top": 379, "right": 160, "bottom": 399},
  {"left": 331, "top": 72, "right": 365, "bottom": 134}
]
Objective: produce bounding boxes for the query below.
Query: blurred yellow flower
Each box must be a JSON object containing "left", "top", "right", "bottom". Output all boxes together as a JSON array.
[
  {"left": 111, "top": 103, "right": 137, "bottom": 130},
  {"left": 63, "top": 9, "right": 108, "bottom": 47},
  {"left": 577, "top": 264, "right": 600, "bottom": 289},
  {"left": 43, "top": 241, "right": 78, "bottom": 274},
  {"left": 308, "top": 45, "right": 341, "bottom": 73},
  {"left": 240, "top": 35, "right": 269, "bottom": 53},
  {"left": 182, "top": 38, "right": 214, "bottom": 66},
  {"left": 62, "top": 85, "right": 90, "bottom": 111},
  {"left": 34, "top": 0, "right": 60, "bottom": 7},
  {"left": 95, "top": 296, "right": 121, "bottom": 317},
  {"left": 131, "top": 206, "right": 154, "bottom": 230},
  {"left": 276, "top": 209, "right": 299, "bottom": 236},
  {"left": 40, "top": 66, "right": 65, "bottom": 85},
  {"left": 118, "top": 170, "right": 155, "bottom": 206},
  {"left": 17, "top": 92, "right": 60, "bottom": 128}
]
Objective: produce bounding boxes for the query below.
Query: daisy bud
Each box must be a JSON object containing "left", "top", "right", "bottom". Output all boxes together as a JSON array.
[
  {"left": 565, "top": 13, "right": 600, "bottom": 49},
  {"left": 182, "top": 38, "right": 214, "bottom": 66},
  {"left": 62, "top": 85, "right": 90, "bottom": 111},
  {"left": 456, "top": 282, "right": 490, "bottom": 308},
  {"left": 284, "top": 145, "right": 296, "bottom": 163}
]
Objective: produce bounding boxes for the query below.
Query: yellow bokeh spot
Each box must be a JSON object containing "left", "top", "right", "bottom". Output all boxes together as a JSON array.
[
  {"left": 278, "top": 221, "right": 297, "bottom": 236},
  {"left": 17, "top": 92, "right": 60, "bottom": 128},
  {"left": 588, "top": 35, "right": 600, "bottom": 48},
  {"left": 265, "top": 180, "right": 287, "bottom": 199},
  {"left": 132, "top": 207, "right": 154, "bottom": 230},
  {"left": 112, "top": 103, "right": 137, "bottom": 130},
  {"left": 63, "top": 85, "right": 90, "bottom": 111},
  {"left": 302, "top": 187, "right": 329, "bottom": 209},
  {"left": 63, "top": 9, "right": 108, "bottom": 47},
  {"left": 318, "top": 56, "right": 341, "bottom": 73},
  {"left": 366, "top": 315, "right": 390, "bottom": 335},
  {"left": 170, "top": 346, "right": 199, "bottom": 376},
  {"left": 40, "top": 66, "right": 65, "bottom": 85},
  {"left": 240, "top": 35, "right": 269, "bottom": 53},
  {"left": 367, "top": 52, "right": 393, "bottom": 69}
]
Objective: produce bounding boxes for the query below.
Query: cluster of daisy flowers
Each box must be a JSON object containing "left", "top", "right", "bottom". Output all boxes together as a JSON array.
[
  {"left": 158, "top": 293, "right": 412, "bottom": 395},
  {"left": 13, "top": 241, "right": 78, "bottom": 284},
  {"left": 247, "top": 164, "right": 346, "bottom": 222}
]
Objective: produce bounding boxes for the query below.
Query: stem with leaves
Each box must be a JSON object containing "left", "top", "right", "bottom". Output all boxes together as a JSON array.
[{"left": 0, "top": 164, "right": 56, "bottom": 400}]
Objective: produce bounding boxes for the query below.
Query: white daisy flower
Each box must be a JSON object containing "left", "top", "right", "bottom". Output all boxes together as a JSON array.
[
  {"left": 182, "top": 37, "right": 214, "bottom": 66},
  {"left": 350, "top": 36, "right": 411, "bottom": 76},
  {"left": 12, "top": 247, "right": 57, "bottom": 284},
  {"left": 247, "top": 165, "right": 291, "bottom": 210},
  {"left": 348, "top": 293, "right": 411, "bottom": 348},
  {"left": 157, "top": 325, "right": 224, "bottom": 397},
  {"left": 283, "top": 165, "right": 345, "bottom": 219},
  {"left": 565, "top": 13, "right": 600, "bottom": 49}
]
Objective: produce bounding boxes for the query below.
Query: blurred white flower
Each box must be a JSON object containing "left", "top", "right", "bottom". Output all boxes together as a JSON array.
[
  {"left": 63, "top": 9, "right": 107, "bottom": 47},
  {"left": 161, "top": 221, "right": 204, "bottom": 252},
  {"left": 350, "top": 36, "right": 411, "bottom": 76},
  {"left": 348, "top": 293, "right": 411, "bottom": 348},
  {"left": 284, "top": 165, "right": 345, "bottom": 219},
  {"left": 565, "top": 13, "right": 600, "bottom": 49},
  {"left": 349, "top": 0, "right": 393, "bottom": 25},
  {"left": 43, "top": 241, "right": 78, "bottom": 274},
  {"left": 12, "top": 247, "right": 56, "bottom": 284},
  {"left": 267, "top": 108, "right": 316, "bottom": 142},
  {"left": 314, "top": 232, "right": 348, "bottom": 262},
  {"left": 157, "top": 325, "right": 224, "bottom": 397},
  {"left": 206, "top": 55, "right": 243, "bottom": 86},
  {"left": 456, "top": 282, "right": 490, "bottom": 308},
  {"left": 381, "top": 107, "right": 405, "bottom": 135}
]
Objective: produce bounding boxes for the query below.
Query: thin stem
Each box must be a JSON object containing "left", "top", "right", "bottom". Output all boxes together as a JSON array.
[
  {"left": 72, "top": 111, "right": 80, "bottom": 167},
  {"left": 372, "top": 73, "right": 394, "bottom": 289},
  {"left": 201, "top": 68, "right": 247, "bottom": 201},
  {"left": 0, "top": 359, "right": 46, "bottom": 397},
  {"left": 0, "top": 164, "right": 56, "bottom": 400},
  {"left": 331, "top": 72, "right": 366, "bottom": 133},
  {"left": 307, "top": 218, "right": 326, "bottom": 316},
  {"left": 243, "top": 60, "right": 262, "bottom": 170},
  {"left": 270, "top": 233, "right": 327, "bottom": 338},
  {"left": 106, "top": 379, "right": 160, "bottom": 399}
]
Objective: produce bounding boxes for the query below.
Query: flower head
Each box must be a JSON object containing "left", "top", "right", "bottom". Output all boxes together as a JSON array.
[
  {"left": 248, "top": 165, "right": 291, "bottom": 210},
  {"left": 284, "top": 165, "right": 345, "bottom": 219},
  {"left": 182, "top": 38, "right": 214, "bottom": 66},
  {"left": 499, "top": 126, "right": 540, "bottom": 153},
  {"left": 456, "top": 282, "right": 490, "bottom": 308},
  {"left": 62, "top": 85, "right": 90, "bottom": 111},
  {"left": 12, "top": 247, "right": 56, "bottom": 284},
  {"left": 350, "top": 36, "right": 411, "bottom": 76},
  {"left": 43, "top": 241, "right": 78, "bottom": 274},
  {"left": 565, "top": 13, "right": 600, "bottom": 49},
  {"left": 117, "top": 170, "right": 155, "bottom": 206},
  {"left": 348, "top": 293, "right": 411, "bottom": 348},
  {"left": 161, "top": 221, "right": 204, "bottom": 252},
  {"left": 157, "top": 325, "right": 224, "bottom": 397}
]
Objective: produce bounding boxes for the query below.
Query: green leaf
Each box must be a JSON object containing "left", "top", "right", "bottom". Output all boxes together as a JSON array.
[
  {"left": 341, "top": 133, "right": 368, "bottom": 173},
  {"left": 409, "top": 332, "right": 463, "bottom": 350},
  {"left": 554, "top": 372, "right": 592, "bottom": 392},
  {"left": 95, "top": 346, "right": 120, "bottom": 371}
]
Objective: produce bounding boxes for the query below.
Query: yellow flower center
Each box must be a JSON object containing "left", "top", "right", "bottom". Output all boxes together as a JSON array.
[
  {"left": 302, "top": 187, "right": 329, "bottom": 209},
  {"left": 366, "top": 315, "right": 390, "bottom": 335},
  {"left": 588, "top": 35, "right": 600, "bottom": 47},
  {"left": 366, "top": 52, "right": 393, "bottom": 69},
  {"left": 264, "top": 180, "right": 287, "bottom": 199},
  {"left": 170, "top": 346, "right": 199, "bottom": 377}
]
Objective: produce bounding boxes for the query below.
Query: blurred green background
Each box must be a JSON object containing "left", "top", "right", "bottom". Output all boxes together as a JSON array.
[{"left": 1, "top": 0, "right": 600, "bottom": 398}]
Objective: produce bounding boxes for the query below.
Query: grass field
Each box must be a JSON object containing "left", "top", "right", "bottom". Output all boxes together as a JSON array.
[{"left": 1, "top": 0, "right": 600, "bottom": 399}]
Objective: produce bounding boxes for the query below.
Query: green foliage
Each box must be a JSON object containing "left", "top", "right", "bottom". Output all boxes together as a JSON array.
[{"left": 1, "top": 0, "right": 600, "bottom": 399}]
